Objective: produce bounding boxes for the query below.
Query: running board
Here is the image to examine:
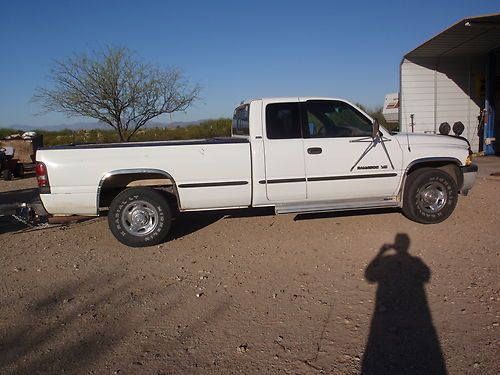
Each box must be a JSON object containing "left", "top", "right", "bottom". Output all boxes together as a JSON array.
[{"left": 274, "top": 197, "right": 399, "bottom": 215}]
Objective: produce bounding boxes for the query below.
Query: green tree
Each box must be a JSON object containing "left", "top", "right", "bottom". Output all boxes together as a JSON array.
[{"left": 34, "top": 46, "right": 201, "bottom": 141}]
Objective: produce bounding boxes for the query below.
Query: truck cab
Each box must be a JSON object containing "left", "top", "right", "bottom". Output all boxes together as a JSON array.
[{"left": 238, "top": 97, "right": 473, "bottom": 211}]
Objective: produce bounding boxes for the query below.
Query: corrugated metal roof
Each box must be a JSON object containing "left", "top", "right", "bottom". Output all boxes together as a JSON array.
[{"left": 405, "top": 13, "right": 500, "bottom": 58}]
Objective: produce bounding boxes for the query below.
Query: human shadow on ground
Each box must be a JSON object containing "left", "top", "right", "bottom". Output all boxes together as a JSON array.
[{"left": 361, "top": 233, "right": 447, "bottom": 375}]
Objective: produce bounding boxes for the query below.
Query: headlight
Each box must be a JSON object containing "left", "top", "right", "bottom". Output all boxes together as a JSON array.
[{"left": 465, "top": 149, "right": 473, "bottom": 166}]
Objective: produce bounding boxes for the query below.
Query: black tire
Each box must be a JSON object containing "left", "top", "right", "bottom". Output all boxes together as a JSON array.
[
  {"left": 402, "top": 168, "right": 458, "bottom": 224},
  {"left": 2, "top": 169, "right": 13, "bottom": 181},
  {"left": 108, "top": 187, "right": 172, "bottom": 247},
  {"left": 13, "top": 163, "right": 24, "bottom": 178}
]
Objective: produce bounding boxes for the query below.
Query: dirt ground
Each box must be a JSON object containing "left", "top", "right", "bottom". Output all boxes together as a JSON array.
[{"left": 0, "top": 163, "right": 499, "bottom": 374}]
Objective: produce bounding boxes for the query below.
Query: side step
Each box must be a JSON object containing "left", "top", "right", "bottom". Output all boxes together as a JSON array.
[{"left": 274, "top": 197, "right": 399, "bottom": 215}]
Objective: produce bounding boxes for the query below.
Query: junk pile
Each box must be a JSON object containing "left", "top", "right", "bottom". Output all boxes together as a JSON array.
[{"left": 0, "top": 132, "right": 44, "bottom": 180}]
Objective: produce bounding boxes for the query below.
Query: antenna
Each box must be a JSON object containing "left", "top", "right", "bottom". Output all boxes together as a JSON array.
[{"left": 406, "top": 114, "right": 413, "bottom": 152}]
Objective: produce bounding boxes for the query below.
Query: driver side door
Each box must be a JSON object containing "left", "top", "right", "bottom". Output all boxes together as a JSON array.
[{"left": 301, "top": 99, "right": 403, "bottom": 201}]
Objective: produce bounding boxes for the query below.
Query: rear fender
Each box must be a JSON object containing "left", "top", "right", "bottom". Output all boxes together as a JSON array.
[{"left": 97, "top": 168, "right": 180, "bottom": 214}]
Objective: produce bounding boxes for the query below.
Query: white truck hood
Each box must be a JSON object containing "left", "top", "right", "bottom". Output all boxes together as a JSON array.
[{"left": 393, "top": 133, "right": 469, "bottom": 148}]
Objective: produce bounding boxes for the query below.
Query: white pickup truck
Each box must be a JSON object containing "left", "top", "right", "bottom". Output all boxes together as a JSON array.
[{"left": 35, "top": 97, "right": 477, "bottom": 247}]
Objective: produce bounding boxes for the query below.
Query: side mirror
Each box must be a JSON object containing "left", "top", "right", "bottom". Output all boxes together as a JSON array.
[{"left": 372, "top": 118, "right": 380, "bottom": 138}]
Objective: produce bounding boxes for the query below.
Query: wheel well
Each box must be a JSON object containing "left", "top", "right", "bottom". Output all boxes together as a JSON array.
[
  {"left": 406, "top": 161, "right": 463, "bottom": 189},
  {"left": 97, "top": 172, "right": 180, "bottom": 212}
]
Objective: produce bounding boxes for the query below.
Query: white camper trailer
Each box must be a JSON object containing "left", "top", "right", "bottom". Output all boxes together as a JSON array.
[{"left": 383, "top": 93, "right": 399, "bottom": 125}]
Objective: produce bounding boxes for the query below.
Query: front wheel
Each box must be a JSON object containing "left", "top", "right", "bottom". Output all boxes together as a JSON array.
[
  {"left": 402, "top": 168, "right": 458, "bottom": 224},
  {"left": 108, "top": 188, "right": 172, "bottom": 247}
]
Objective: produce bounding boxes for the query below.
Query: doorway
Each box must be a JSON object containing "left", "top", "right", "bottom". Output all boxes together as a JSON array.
[{"left": 484, "top": 50, "right": 500, "bottom": 155}]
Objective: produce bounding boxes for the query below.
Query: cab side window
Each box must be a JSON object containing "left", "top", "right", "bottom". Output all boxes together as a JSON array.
[
  {"left": 305, "top": 100, "right": 373, "bottom": 138},
  {"left": 232, "top": 104, "right": 249, "bottom": 136},
  {"left": 266, "top": 103, "right": 302, "bottom": 139}
]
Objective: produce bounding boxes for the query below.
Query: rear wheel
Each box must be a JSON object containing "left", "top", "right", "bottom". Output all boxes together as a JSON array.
[
  {"left": 108, "top": 187, "right": 172, "bottom": 247},
  {"left": 402, "top": 168, "right": 458, "bottom": 224}
]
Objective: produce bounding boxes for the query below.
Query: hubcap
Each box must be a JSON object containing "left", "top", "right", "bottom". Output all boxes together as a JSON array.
[
  {"left": 417, "top": 182, "right": 447, "bottom": 213},
  {"left": 121, "top": 200, "right": 158, "bottom": 236}
]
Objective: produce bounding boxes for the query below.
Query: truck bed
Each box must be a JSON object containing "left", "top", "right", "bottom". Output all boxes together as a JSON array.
[{"left": 37, "top": 137, "right": 252, "bottom": 215}]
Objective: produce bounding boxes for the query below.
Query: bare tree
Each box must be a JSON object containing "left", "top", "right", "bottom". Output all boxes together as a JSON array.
[{"left": 34, "top": 46, "right": 201, "bottom": 141}]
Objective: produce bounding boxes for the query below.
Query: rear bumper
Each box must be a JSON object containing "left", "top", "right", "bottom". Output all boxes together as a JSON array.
[{"left": 460, "top": 164, "right": 478, "bottom": 196}]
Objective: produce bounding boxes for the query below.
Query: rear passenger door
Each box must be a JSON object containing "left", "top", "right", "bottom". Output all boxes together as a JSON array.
[{"left": 262, "top": 98, "right": 307, "bottom": 201}]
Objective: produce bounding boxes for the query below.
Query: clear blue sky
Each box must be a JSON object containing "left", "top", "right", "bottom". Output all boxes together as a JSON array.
[{"left": 0, "top": 0, "right": 499, "bottom": 128}]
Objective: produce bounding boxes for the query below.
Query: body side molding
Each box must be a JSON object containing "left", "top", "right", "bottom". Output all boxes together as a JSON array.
[{"left": 178, "top": 181, "right": 249, "bottom": 188}]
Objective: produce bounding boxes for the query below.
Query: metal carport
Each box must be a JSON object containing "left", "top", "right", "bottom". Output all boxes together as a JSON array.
[{"left": 399, "top": 13, "right": 500, "bottom": 154}]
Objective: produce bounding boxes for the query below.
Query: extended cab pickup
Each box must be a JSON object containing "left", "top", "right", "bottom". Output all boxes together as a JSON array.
[{"left": 36, "top": 97, "right": 477, "bottom": 247}]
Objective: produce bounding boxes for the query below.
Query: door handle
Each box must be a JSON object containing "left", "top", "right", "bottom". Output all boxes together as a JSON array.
[{"left": 307, "top": 147, "right": 322, "bottom": 155}]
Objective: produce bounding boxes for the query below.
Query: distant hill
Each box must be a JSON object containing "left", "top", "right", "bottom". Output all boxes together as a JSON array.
[{"left": 2, "top": 120, "right": 202, "bottom": 132}]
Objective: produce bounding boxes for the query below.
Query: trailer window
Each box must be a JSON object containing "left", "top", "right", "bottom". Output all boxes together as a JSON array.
[
  {"left": 232, "top": 105, "right": 250, "bottom": 136},
  {"left": 266, "top": 103, "right": 302, "bottom": 139}
]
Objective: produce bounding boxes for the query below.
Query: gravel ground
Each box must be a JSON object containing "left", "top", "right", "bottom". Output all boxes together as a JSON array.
[{"left": 0, "top": 163, "right": 498, "bottom": 375}]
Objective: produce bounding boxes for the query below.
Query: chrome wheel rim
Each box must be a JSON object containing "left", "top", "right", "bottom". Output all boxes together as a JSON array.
[
  {"left": 121, "top": 200, "right": 158, "bottom": 236},
  {"left": 417, "top": 181, "right": 447, "bottom": 213}
]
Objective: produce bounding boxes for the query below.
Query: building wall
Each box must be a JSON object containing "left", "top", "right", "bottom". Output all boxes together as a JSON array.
[
  {"left": 400, "top": 57, "right": 485, "bottom": 152},
  {"left": 400, "top": 58, "right": 436, "bottom": 134}
]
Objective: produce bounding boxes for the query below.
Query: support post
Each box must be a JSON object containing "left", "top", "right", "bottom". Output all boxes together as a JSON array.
[{"left": 484, "top": 52, "right": 496, "bottom": 155}]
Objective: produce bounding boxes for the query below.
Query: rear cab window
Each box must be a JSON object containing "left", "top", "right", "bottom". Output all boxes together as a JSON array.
[{"left": 232, "top": 104, "right": 250, "bottom": 137}]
